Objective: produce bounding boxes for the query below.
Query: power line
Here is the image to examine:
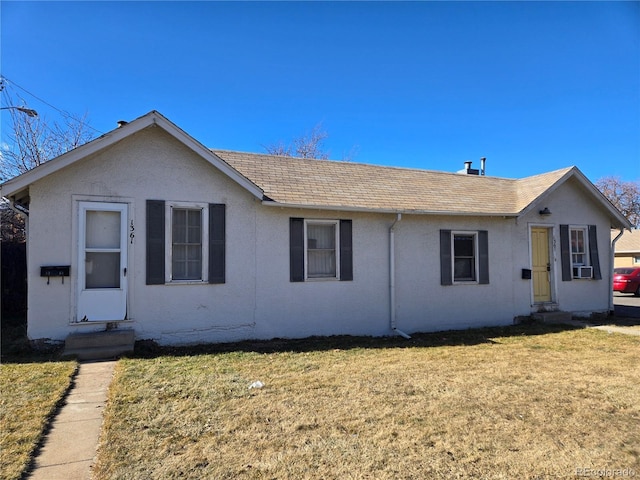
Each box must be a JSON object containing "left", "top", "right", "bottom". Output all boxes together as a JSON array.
[{"left": 0, "top": 75, "right": 104, "bottom": 135}]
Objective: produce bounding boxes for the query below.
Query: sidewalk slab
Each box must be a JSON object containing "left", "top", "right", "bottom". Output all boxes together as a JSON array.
[{"left": 27, "top": 360, "right": 116, "bottom": 480}]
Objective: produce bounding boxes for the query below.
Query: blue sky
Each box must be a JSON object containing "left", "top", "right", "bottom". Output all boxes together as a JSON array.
[{"left": 1, "top": 1, "right": 639, "bottom": 183}]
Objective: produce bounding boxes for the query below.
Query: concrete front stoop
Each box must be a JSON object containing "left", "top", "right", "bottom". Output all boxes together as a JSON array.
[
  {"left": 64, "top": 329, "right": 135, "bottom": 360},
  {"left": 531, "top": 311, "right": 574, "bottom": 325}
]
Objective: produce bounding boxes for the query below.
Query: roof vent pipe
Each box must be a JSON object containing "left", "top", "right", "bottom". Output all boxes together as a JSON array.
[
  {"left": 480, "top": 157, "right": 486, "bottom": 176},
  {"left": 458, "top": 161, "right": 479, "bottom": 175}
]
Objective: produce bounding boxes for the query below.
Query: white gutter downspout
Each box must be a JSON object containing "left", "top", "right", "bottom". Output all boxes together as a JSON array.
[
  {"left": 609, "top": 228, "right": 625, "bottom": 314},
  {"left": 390, "top": 213, "right": 411, "bottom": 339}
]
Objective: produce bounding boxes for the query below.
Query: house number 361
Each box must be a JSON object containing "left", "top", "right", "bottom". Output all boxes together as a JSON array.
[{"left": 130, "top": 220, "right": 135, "bottom": 244}]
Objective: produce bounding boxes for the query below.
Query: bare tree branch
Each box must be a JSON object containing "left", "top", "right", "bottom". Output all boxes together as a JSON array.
[
  {"left": 263, "top": 140, "right": 292, "bottom": 157},
  {"left": 264, "top": 123, "right": 334, "bottom": 160},
  {"left": 596, "top": 176, "right": 640, "bottom": 228},
  {"left": 0, "top": 92, "right": 95, "bottom": 241},
  {"left": 292, "top": 123, "right": 329, "bottom": 159},
  {"left": 0, "top": 201, "right": 25, "bottom": 243},
  {"left": 0, "top": 93, "right": 94, "bottom": 182}
]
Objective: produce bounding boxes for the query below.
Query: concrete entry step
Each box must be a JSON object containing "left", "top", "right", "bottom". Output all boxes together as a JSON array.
[
  {"left": 64, "top": 329, "right": 134, "bottom": 360},
  {"left": 531, "top": 311, "right": 573, "bottom": 324}
]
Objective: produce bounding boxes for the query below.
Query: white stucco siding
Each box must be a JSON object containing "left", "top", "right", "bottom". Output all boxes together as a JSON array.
[
  {"left": 22, "top": 127, "right": 615, "bottom": 344},
  {"left": 392, "top": 215, "right": 521, "bottom": 333},
  {"left": 253, "top": 209, "right": 391, "bottom": 339},
  {"left": 26, "top": 127, "right": 260, "bottom": 343},
  {"left": 520, "top": 178, "right": 614, "bottom": 315},
  {"left": 24, "top": 190, "right": 75, "bottom": 340}
]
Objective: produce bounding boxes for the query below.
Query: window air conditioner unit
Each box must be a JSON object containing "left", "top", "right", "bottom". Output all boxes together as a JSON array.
[{"left": 572, "top": 266, "right": 593, "bottom": 279}]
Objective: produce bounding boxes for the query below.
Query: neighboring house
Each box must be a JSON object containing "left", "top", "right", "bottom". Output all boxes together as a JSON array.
[
  {"left": 0, "top": 111, "right": 631, "bottom": 346},
  {"left": 613, "top": 229, "right": 640, "bottom": 267}
]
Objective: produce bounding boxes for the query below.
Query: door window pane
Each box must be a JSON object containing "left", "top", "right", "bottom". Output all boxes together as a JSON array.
[
  {"left": 86, "top": 252, "right": 120, "bottom": 288},
  {"left": 86, "top": 210, "right": 121, "bottom": 249}
]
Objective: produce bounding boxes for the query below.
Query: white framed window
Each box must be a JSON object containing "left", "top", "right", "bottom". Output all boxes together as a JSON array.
[
  {"left": 452, "top": 232, "right": 478, "bottom": 283},
  {"left": 560, "top": 224, "right": 600, "bottom": 281},
  {"left": 570, "top": 227, "right": 587, "bottom": 266},
  {"left": 304, "top": 220, "right": 340, "bottom": 280},
  {"left": 570, "top": 226, "right": 592, "bottom": 279},
  {"left": 165, "top": 202, "right": 209, "bottom": 282}
]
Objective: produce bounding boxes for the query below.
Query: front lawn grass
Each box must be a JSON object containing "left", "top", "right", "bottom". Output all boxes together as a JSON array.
[
  {"left": 94, "top": 325, "right": 640, "bottom": 479},
  {"left": 0, "top": 359, "right": 77, "bottom": 480}
]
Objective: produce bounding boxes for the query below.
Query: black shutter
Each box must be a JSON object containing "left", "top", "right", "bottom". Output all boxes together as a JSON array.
[
  {"left": 588, "top": 225, "right": 602, "bottom": 280},
  {"left": 478, "top": 230, "right": 489, "bottom": 284},
  {"left": 146, "top": 200, "right": 165, "bottom": 285},
  {"left": 209, "top": 204, "right": 226, "bottom": 284},
  {"left": 290, "top": 218, "right": 304, "bottom": 282},
  {"left": 440, "top": 230, "right": 452, "bottom": 286},
  {"left": 560, "top": 224, "right": 572, "bottom": 281},
  {"left": 340, "top": 219, "right": 353, "bottom": 281}
]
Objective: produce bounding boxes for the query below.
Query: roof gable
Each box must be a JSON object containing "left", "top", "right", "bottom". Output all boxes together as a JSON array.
[{"left": 0, "top": 111, "right": 264, "bottom": 203}]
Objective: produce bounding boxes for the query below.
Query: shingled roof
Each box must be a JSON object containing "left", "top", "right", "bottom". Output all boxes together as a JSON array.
[
  {"left": 1, "top": 111, "right": 629, "bottom": 229},
  {"left": 214, "top": 149, "right": 574, "bottom": 216},
  {"left": 614, "top": 229, "right": 640, "bottom": 253}
]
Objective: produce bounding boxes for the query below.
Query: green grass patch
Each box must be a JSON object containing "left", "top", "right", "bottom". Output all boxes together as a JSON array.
[
  {"left": 95, "top": 325, "right": 640, "bottom": 479},
  {"left": 0, "top": 360, "right": 77, "bottom": 480}
]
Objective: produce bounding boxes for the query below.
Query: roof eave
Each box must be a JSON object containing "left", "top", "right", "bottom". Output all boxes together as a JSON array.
[{"left": 261, "top": 200, "right": 518, "bottom": 217}]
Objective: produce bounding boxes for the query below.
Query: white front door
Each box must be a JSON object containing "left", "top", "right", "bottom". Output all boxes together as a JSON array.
[{"left": 77, "top": 202, "right": 128, "bottom": 321}]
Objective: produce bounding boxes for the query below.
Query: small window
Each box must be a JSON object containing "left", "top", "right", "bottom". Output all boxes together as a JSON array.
[
  {"left": 440, "top": 229, "right": 489, "bottom": 285},
  {"left": 290, "top": 218, "right": 353, "bottom": 282},
  {"left": 305, "top": 220, "right": 339, "bottom": 279},
  {"left": 560, "top": 224, "right": 601, "bottom": 282},
  {"left": 172, "top": 208, "right": 202, "bottom": 280},
  {"left": 570, "top": 228, "right": 587, "bottom": 266},
  {"left": 166, "top": 203, "right": 209, "bottom": 282},
  {"left": 453, "top": 233, "right": 477, "bottom": 282},
  {"left": 570, "top": 227, "right": 591, "bottom": 279},
  {"left": 146, "top": 200, "right": 225, "bottom": 285}
]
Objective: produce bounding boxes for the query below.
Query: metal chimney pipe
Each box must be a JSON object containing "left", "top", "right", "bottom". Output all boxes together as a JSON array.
[
  {"left": 464, "top": 161, "right": 472, "bottom": 171},
  {"left": 480, "top": 157, "right": 486, "bottom": 176}
]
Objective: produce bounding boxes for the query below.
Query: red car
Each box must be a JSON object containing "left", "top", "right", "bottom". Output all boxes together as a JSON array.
[{"left": 613, "top": 267, "right": 640, "bottom": 296}]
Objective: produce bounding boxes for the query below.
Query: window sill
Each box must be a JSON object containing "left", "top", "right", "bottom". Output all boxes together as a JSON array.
[{"left": 166, "top": 280, "right": 209, "bottom": 285}]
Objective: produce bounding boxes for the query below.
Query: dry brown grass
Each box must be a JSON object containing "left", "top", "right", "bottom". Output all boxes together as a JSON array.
[
  {"left": 94, "top": 325, "right": 640, "bottom": 479},
  {"left": 0, "top": 360, "right": 77, "bottom": 480}
]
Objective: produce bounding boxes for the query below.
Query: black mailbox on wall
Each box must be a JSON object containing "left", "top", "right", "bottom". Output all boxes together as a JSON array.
[
  {"left": 521, "top": 268, "right": 532, "bottom": 280},
  {"left": 41, "top": 266, "right": 70, "bottom": 277}
]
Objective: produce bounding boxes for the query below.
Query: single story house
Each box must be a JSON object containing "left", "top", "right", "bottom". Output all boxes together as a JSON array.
[
  {"left": 1, "top": 111, "right": 632, "bottom": 346},
  {"left": 613, "top": 229, "right": 640, "bottom": 268}
]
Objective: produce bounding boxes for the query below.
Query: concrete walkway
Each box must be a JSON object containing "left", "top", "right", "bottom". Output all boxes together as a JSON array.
[
  {"left": 554, "top": 318, "right": 640, "bottom": 336},
  {"left": 589, "top": 323, "right": 640, "bottom": 336},
  {"left": 27, "top": 360, "right": 116, "bottom": 480}
]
